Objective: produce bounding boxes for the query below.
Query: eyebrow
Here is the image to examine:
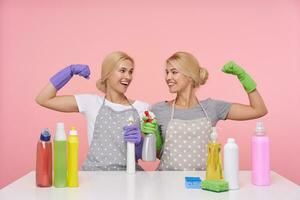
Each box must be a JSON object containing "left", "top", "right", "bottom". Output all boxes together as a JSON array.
[
  {"left": 169, "top": 67, "right": 178, "bottom": 71},
  {"left": 120, "top": 66, "right": 134, "bottom": 71}
]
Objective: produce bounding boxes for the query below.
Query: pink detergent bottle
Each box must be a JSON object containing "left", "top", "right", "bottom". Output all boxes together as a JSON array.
[
  {"left": 36, "top": 128, "right": 52, "bottom": 187},
  {"left": 251, "top": 122, "right": 270, "bottom": 186}
]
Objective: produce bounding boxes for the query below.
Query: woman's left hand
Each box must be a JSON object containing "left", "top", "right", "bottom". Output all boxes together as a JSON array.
[{"left": 222, "top": 61, "right": 257, "bottom": 93}]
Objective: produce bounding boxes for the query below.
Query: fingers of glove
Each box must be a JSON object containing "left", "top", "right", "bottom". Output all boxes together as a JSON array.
[
  {"left": 142, "top": 116, "right": 149, "bottom": 121},
  {"left": 123, "top": 124, "right": 139, "bottom": 131},
  {"left": 141, "top": 126, "right": 156, "bottom": 134},
  {"left": 79, "top": 67, "right": 90, "bottom": 79},
  {"left": 142, "top": 122, "right": 156, "bottom": 129},
  {"left": 124, "top": 129, "right": 140, "bottom": 137},
  {"left": 124, "top": 135, "right": 141, "bottom": 143},
  {"left": 222, "top": 61, "right": 235, "bottom": 73}
]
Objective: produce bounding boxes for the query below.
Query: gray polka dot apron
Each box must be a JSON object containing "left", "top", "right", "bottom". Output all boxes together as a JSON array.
[
  {"left": 81, "top": 98, "right": 140, "bottom": 171},
  {"left": 159, "top": 100, "right": 212, "bottom": 171}
]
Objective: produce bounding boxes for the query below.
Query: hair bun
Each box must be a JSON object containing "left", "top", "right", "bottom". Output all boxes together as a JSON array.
[{"left": 199, "top": 68, "right": 209, "bottom": 85}]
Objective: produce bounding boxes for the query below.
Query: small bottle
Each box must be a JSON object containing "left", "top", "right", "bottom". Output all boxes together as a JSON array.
[
  {"left": 127, "top": 116, "right": 136, "bottom": 174},
  {"left": 224, "top": 138, "right": 239, "bottom": 189},
  {"left": 252, "top": 122, "right": 270, "bottom": 186},
  {"left": 206, "top": 127, "right": 223, "bottom": 180},
  {"left": 67, "top": 127, "right": 79, "bottom": 187},
  {"left": 54, "top": 122, "right": 67, "bottom": 187},
  {"left": 36, "top": 128, "right": 52, "bottom": 187}
]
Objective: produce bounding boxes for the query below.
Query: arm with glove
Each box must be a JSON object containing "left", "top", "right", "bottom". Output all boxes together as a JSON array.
[
  {"left": 222, "top": 61, "right": 268, "bottom": 120},
  {"left": 35, "top": 64, "right": 90, "bottom": 112}
]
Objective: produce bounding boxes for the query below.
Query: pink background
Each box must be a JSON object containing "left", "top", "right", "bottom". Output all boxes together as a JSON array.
[{"left": 1, "top": 0, "right": 300, "bottom": 188}]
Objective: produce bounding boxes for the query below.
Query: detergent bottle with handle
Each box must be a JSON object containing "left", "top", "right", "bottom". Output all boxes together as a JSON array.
[{"left": 206, "top": 127, "right": 223, "bottom": 180}]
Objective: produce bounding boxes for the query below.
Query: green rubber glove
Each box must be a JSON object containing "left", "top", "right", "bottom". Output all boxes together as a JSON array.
[
  {"left": 222, "top": 61, "right": 257, "bottom": 93},
  {"left": 141, "top": 117, "right": 163, "bottom": 151}
]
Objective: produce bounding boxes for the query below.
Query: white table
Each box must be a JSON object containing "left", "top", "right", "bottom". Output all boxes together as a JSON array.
[{"left": 1, "top": 171, "right": 299, "bottom": 200}]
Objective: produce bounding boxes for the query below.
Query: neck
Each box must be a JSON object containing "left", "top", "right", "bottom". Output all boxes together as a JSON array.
[
  {"left": 105, "top": 88, "right": 129, "bottom": 105},
  {"left": 175, "top": 87, "right": 198, "bottom": 108}
]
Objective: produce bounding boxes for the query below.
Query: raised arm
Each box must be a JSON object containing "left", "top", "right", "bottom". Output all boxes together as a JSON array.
[
  {"left": 35, "top": 64, "right": 90, "bottom": 112},
  {"left": 222, "top": 61, "right": 268, "bottom": 120}
]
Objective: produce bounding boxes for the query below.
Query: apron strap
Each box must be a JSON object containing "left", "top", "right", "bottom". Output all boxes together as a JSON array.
[
  {"left": 171, "top": 98, "right": 210, "bottom": 121},
  {"left": 103, "top": 96, "right": 139, "bottom": 123},
  {"left": 103, "top": 96, "right": 135, "bottom": 109},
  {"left": 170, "top": 100, "right": 176, "bottom": 120}
]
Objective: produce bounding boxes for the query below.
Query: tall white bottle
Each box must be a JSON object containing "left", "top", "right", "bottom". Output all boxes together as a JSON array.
[
  {"left": 126, "top": 116, "right": 136, "bottom": 174},
  {"left": 224, "top": 138, "right": 239, "bottom": 190}
]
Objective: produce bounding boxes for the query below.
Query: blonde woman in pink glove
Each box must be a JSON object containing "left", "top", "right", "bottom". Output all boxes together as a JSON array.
[
  {"left": 145, "top": 51, "right": 268, "bottom": 171},
  {"left": 36, "top": 51, "right": 149, "bottom": 171}
]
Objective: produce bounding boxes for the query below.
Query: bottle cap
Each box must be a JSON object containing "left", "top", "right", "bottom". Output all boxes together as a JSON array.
[
  {"left": 255, "top": 121, "right": 265, "bottom": 135},
  {"left": 69, "top": 127, "right": 78, "bottom": 135},
  {"left": 40, "top": 128, "right": 51, "bottom": 141},
  {"left": 227, "top": 138, "right": 235, "bottom": 143},
  {"left": 128, "top": 116, "right": 134, "bottom": 125},
  {"left": 55, "top": 122, "right": 66, "bottom": 140}
]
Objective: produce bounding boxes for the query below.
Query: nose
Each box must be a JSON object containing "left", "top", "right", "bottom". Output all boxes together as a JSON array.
[
  {"left": 124, "top": 71, "right": 132, "bottom": 80},
  {"left": 166, "top": 72, "right": 172, "bottom": 82}
]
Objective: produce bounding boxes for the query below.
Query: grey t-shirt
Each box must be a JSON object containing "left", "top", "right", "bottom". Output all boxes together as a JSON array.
[{"left": 151, "top": 98, "right": 232, "bottom": 139}]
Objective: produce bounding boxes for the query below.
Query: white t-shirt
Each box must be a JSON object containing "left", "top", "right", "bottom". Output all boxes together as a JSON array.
[{"left": 74, "top": 94, "right": 150, "bottom": 146}]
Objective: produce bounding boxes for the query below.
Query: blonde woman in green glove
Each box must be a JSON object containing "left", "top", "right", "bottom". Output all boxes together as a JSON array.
[{"left": 142, "top": 51, "right": 267, "bottom": 171}]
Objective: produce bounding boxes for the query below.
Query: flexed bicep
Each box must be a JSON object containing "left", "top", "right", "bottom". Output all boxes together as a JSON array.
[{"left": 35, "top": 83, "right": 79, "bottom": 112}]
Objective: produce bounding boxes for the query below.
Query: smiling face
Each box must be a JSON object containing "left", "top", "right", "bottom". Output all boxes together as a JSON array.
[
  {"left": 106, "top": 59, "right": 134, "bottom": 94},
  {"left": 165, "top": 63, "right": 193, "bottom": 93}
]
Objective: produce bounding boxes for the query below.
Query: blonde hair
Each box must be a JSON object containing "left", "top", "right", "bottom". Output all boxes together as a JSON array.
[
  {"left": 166, "top": 52, "right": 209, "bottom": 88},
  {"left": 96, "top": 51, "right": 134, "bottom": 93}
]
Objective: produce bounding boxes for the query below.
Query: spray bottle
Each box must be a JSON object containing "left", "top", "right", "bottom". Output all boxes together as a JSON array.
[{"left": 142, "top": 111, "right": 156, "bottom": 161}]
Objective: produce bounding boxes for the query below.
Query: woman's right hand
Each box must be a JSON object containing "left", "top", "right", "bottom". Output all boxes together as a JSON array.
[{"left": 69, "top": 64, "right": 90, "bottom": 78}]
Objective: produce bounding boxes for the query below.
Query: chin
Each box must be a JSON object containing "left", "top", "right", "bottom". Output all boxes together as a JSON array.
[
  {"left": 168, "top": 88, "right": 178, "bottom": 93},
  {"left": 117, "top": 87, "right": 128, "bottom": 94}
]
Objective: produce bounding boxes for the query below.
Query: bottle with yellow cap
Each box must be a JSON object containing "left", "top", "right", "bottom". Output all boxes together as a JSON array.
[{"left": 67, "top": 127, "right": 79, "bottom": 187}]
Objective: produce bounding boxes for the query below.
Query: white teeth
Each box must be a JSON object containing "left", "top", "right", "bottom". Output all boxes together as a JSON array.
[
  {"left": 120, "top": 81, "right": 129, "bottom": 86},
  {"left": 168, "top": 82, "right": 175, "bottom": 86}
]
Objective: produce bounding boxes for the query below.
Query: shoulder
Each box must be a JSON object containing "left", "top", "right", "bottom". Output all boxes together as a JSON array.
[
  {"left": 74, "top": 94, "right": 104, "bottom": 105},
  {"left": 132, "top": 100, "right": 150, "bottom": 112},
  {"left": 200, "top": 97, "right": 232, "bottom": 115},
  {"left": 200, "top": 98, "right": 228, "bottom": 107},
  {"left": 200, "top": 98, "right": 213, "bottom": 107},
  {"left": 150, "top": 101, "right": 170, "bottom": 114}
]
